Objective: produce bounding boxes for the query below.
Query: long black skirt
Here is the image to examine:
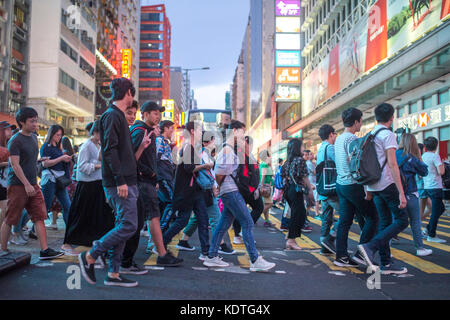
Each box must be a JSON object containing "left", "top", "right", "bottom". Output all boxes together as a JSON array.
[{"left": 64, "top": 180, "right": 115, "bottom": 247}]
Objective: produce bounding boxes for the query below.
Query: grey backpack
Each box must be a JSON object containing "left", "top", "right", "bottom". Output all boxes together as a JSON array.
[{"left": 348, "top": 127, "right": 389, "bottom": 185}]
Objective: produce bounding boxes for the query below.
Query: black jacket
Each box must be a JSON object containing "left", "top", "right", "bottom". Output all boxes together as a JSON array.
[
  {"left": 99, "top": 104, "right": 137, "bottom": 187},
  {"left": 130, "top": 120, "right": 158, "bottom": 185}
]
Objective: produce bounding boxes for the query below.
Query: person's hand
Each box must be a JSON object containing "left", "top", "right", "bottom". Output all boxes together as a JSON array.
[
  {"left": 310, "top": 184, "right": 316, "bottom": 190},
  {"left": 213, "top": 186, "right": 219, "bottom": 198},
  {"left": 254, "top": 189, "right": 260, "bottom": 200},
  {"left": 399, "top": 193, "right": 407, "bottom": 209},
  {"left": 365, "top": 190, "right": 373, "bottom": 201},
  {"left": 25, "top": 184, "right": 36, "bottom": 197},
  {"left": 117, "top": 184, "right": 128, "bottom": 199},
  {"left": 140, "top": 130, "right": 152, "bottom": 149},
  {"left": 61, "top": 155, "right": 72, "bottom": 163},
  {"left": 95, "top": 164, "right": 102, "bottom": 169},
  {"left": 153, "top": 126, "right": 161, "bottom": 137},
  {"left": 156, "top": 183, "right": 159, "bottom": 192}
]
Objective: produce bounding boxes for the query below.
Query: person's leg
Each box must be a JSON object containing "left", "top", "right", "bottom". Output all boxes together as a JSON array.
[
  {"left": 426, "top": 189, "right": 445, "bottom": 238},
  {"left": 0, "top": 200, "right": 7, "bottom": 238},
  {"left": 320, "top": 199, "right": 335, "bottom": 243},
  {"left": 149, "top": 217, "right": 167, "bottom": 256},
  {"left": 335, "top": 184, "right": 356, "bottom": 259},
  {"left": 121, "top": 191, "right": 145, "bottom": 268},
  {"left": 41, "top": 181, "right": 56, "bottom": 217},
  {"left": 192, "top": 195, "right": 210, "bottom": 255},
  {"left": 248, "top": 195, "right": 264, "bottom": 224},
  {"left": 286, "top": 185, "right": 305, "bottom": 240},
  {"left": 55, "top": 187, "right": 71, "bottom": 226},
  {"left": 206, "top": 197, "right": 230, "bottom": 245},
  {"left": 233, "top": 219, "right": 242, "bottom": 236},
  {"left": 406, "top": 194, "right": 424, "bottom": 249},
  {"left": 162, "top": 209, "right": 192, "bottom": 247},
  {"left": 158, "top": 180, "right": 174, "bottom": 233},
  {"left": 349, "top": 184, "right": 377, "bottom": 245},
  {"left": 208, "top": 200, "right": 235, "bottom": 258},
  {"left": 182, "top": 214, "right": 198, "bottom": 240}
]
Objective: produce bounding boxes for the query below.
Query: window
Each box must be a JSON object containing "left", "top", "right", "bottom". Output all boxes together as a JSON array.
[
  {"left": 424, "top": 129, "right": 434, "bottom": 140},
  {"left": 397, "top": 105, "right": 406, "bottom": 118},
  {"left": 438, "top": 89, "right": 449, "bottom": 105},
  {"left": 79, "top": 57, "right": 95, "bottom": 78},
  {"left": 140, "top": 51, "right": 162, "bottom": 59},
  {"left": 59, "top": 69, "right": 76, "bottom": 91},
  {"left": 140, "top": 71, "right": 162, "bottom": 78},
  {"left": 440, "top": 126, "right": 450, "bottom": 141},
  {"left": 423, "top": 96, "right": 433, "bottom": 109},
  {"left": 409, "top": 101, "right": 418, "bottom": 114},
  {"left": 140, "top": 62, "right": 162, "bottom": 69},
  {"left": 140, "top": 33, "right": 162, "bottom": 41},
  {"left": 60, "top": 39, "right": 78, "bottom": 63},
  {"left": 140, "top": 81, "right": 162, "bottom": 88},
  {"left": 79, "top": 83, "right": 94, "bottom": 101}
]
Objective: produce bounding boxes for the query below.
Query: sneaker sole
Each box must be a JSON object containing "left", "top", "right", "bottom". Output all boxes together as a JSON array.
[
  {"left": 119, "top": 270, "right": 149, "bottom": 275},
  {"left": 203, "top": 262, "right": 229, "bottom": 268},
  {"left": 320, "top": 241, "right": 336, "bottom": 255},
  {"left": 39, "top": 252, "right": 64, "bottom": 260},
  {"left": 380, "top": 268, "right": 408, "bottom": 275},
  {"left": 333, "top": 260, "right": 359, "bottom": 268},
  {"left": 78, "top": 254, "right": 96, "bottom": 285},
  {"left": 157, "top": 262, "right": 183, "bottom": 267},
  {"left": 175, "top": 245, "right": 196, "bottom": 251},
  {"left": 301, "top": 230, "right": 312, "bottom": 233},
  {"left": 218, "top": 250, "right": 236, "bottom": 255},
  {"left": 104, "top": 281, "right": 138, "bottom": 287},
  {"left": 250, "top": 264, "right": 275, "bottom": 272}
]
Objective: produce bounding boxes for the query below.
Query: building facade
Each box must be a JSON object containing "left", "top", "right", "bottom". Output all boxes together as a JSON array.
[
  {"left": 0, "top": 0, "right": 31, "bottom": 124},
  {"left": 28, "top": 0, "right": 97, "bottom": 144},
  {"left": 139, "top": 4, "right": 171, "bottom": 105},
  {"left": 170, "top": 66, "right": 187, "bottom": 112}
]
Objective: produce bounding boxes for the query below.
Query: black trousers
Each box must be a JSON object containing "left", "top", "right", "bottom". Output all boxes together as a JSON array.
[
  {"left": 284, "top": 183, "right": 306, "bottom": 239},
  {"left": 233, "top": 193, "right": 264, "bottom": 235},
  {"left": 121, "top": 193, "right": 145, "bottom": 268}
]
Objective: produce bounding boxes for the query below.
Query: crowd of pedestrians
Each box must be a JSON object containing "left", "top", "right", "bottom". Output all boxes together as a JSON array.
[{"left": 0, "top": 77, "right": 447, "bottom": 287}]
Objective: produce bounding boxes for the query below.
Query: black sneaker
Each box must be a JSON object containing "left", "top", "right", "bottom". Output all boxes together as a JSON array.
[
  {"left": 320, "top": 246, "right": 333, "bottom": 256},
  {"left": 28, "top": 230, "right": 38, "bottom": 240},
  {"left": 104, "top": 275, "right": 138, "bottom": 287},
  {"left": 333, "top": 256, "right": 359, "bottom": 267},
  {"left": 119, "top": 262, "right": 148, "bottom": 275},
  {"left": 78, "top": 252, "right": 96, "bottom": 285},
  {"left": 39, "top": 248, "right": 64, "bottom": 260},
  {"left": 176, "top": 240, "right": 195, "bottom": 251},
  {"left": 157, "top": 252, "right": 183, "bottom": 267},
  {"left": 320, "top": 238, "right": 336, "bottom": 255},
  {"left": 218, "top": 243, "right": 236, "bottom": 255}
]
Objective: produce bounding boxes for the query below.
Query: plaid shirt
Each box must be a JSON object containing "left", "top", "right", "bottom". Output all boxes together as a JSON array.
[{"left": 156, "top": 136, "right": 173, "bottom": 163}]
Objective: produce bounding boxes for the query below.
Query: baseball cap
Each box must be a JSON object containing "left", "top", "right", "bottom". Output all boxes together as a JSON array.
[
  {"left": 140, "top": 101, "right": 165, "bottom": 113},
  {"left": 0, "top": 121, "right": 13, "bottom": 129}
]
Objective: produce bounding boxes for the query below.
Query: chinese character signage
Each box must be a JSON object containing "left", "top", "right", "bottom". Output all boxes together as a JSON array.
[
  {"left": 276, "top": 0, "right": 300, "bottom": 16},
  {"left": 276, "top": 17, "right": 301, "bottom": 33},
  {"left": 162, "top": 99, "right": 175, "bottom": 121},
  {"left": 276, "top": 51, "right": 301, "bottom": 67},
  {"left": 121, "top": 49, "right": 132, "bottom": 79},
  {"left": 276, "top": 67, "right": 301, "bottom": 84},
  {"left": 275, "top": 85, "right": 300, "bottom": 102}
]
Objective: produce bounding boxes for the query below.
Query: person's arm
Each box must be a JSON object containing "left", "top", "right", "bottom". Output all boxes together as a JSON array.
[
  {"left": 386, "top": 148, "right": 407, "bottom": 209},
  {"left": 102, "top": 113, "right": 127, "bottom": 186},
  {"left": 9, "top": 155, "right": 35, "bottom": 196},
  {"left": 77, "top": 143, "right": 99, "bottom": 175},
  {"left": 0, "top": 162, "right": 8, "bottom": 168},
  {"left": 435, "top": 155, "right": 445, "bottom": 176},
  {"left": 42, "top": 148, "right": 71, "bottom": 168},
  {"left": 411, "top": 157, "right": 428, "bottom": 178},
  {"left": 133, "top": 130, "right": 152, "bottom": 161}
]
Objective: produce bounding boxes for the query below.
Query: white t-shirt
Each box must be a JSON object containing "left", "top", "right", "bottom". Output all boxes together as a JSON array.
[
  {"left": 422, "top": 152, "right": 443, "bottom": 189},
  {"left": 367, "top": 125, "right": 398, "bottom": 192}
]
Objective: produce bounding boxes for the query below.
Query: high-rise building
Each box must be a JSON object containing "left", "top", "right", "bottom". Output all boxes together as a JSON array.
[
  {"left": 0, "top": 0, "right": 31, "bottom": 124},
  {"left": 139, "top": 4, "right": 171, "bottom": 105},
  {"left": 28, "top": 0, "right": 97, "bottom": 143},
  {"left": 293, "top": 0, "right": 450, "bottom": 158},
  {"left": 170, "top": 66, "right": 187, "bottom": 112}
]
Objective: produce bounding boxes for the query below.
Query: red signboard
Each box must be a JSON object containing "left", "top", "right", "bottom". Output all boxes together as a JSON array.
[
  {"left": 327, "top": 44, "right": 340, "bottom": 98},
  {"left": 10, "top": 80, "right": 22, "bottom": 94},
  {"left": 365, "top": 0, "right": 387, "bottom": 72}
]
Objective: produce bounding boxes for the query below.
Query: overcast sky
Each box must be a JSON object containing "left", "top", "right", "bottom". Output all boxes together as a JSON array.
[{"left": 140, "top": 0, "right": 250, "bottom": 109}]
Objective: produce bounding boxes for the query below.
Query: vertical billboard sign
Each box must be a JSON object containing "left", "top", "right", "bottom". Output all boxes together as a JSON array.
[
  {"left": 121, "top": 49, "right": 132, "bottom": 79},
  {"left": 275, "top": 0, "right": 301, "bottom": 103},
  {"left": 365, "top": 0, "right": 387, "bottom": 72}
]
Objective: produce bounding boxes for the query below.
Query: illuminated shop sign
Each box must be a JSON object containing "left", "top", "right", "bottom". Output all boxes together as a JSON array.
[
  {"left": 276, "top": 0, "right": 300, "bottom": 16},
  {"left": 121, "top": 49, "right": 132, "bottom": 79},
  {"left": 276, "top": 50, "right": 300, "bottom": 67},
  {"left": 276, "top": 33, "right": 300, "bottom": 50},
  {"left": 276, "top": 17, "right": 301, "bottom": 33},
  {"left": 398, "top": 105, "right": 449, "bottom": 130},
  {"left": 162, "top": 99, "right": 175, "bottom": 121},
  {"left": 275, "top": 84, "right": 300, "bottom": 102},
  {"left": 276, "top": 67, "right": 301, "bottom": 84}
]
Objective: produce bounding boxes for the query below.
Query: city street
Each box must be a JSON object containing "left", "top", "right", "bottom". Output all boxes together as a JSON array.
[{"left": 1, "top": 207, "right": 449, "bottom": 300}]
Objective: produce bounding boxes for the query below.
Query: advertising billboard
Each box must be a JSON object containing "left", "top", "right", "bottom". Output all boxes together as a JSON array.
[
  {"left": 276, "top": 33, "right": 300, "bottom": 50},
  {"left": 276, "top": 0, "right": 301, "bottom": 16},
  {"left": 275, "top": 84, "right": 300, "bottom": 102},
  {"left": 302, "top": 0, "right": 448, "bottom": 118},
  {"left": 121, "top": 49, "right": 132, "bottom": 79},
  {"left": 276, "top": 17, "right": 301, "bottom": 33},
  {"left": 162, "top": 99, "right": 175, "bottom": 121},
  {"left": 276, "top": 67, "right": 301, "bottom": 84},
  {"left": 276, "top": 50, "right": 301, "bottom": 67}
]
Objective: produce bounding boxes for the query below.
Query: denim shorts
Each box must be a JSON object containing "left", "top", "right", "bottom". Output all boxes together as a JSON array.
[{"left": 138, "top": 181, "right": 160, "bottom": 220}]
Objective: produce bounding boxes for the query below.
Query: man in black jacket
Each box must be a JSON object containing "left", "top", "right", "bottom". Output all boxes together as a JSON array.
[
  {"left": 123, "top": 101, "right": 183, "bottom": 270},
  {"left": 78, "top": 78, "right": 140, "bottom": 288}
]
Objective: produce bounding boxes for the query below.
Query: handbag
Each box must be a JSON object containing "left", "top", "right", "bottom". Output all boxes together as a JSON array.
[
  {"left": 289, "top": 164, "right": 309, "bottom": 195},
  {"left": 49, "top": 169, "right": 72, "bottom": 189},
  {"left": 260, "top": 184, "right": 272, "bottom": 198}
]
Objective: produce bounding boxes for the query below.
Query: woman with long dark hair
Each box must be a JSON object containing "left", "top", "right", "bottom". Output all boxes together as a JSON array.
[
  {"left": 64, "top": 121, "right": 114, "bottom": 248},
  {"left": 40, "top": 125, "right": 75, "bottom": 255},
  {"left": 281, "top": 138, "right": 315, "bottom": 250}
]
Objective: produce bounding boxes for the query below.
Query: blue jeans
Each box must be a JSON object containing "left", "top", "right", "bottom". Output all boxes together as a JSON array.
[
  {"left": 184, "top": 196, "right": 221, "bottom": 237},
  {"left": 365, "top": 184, "right": 409, "bottom": 266},
  {"left": 320, "top": 197, "right": 340, "bottom": 243},
  {"left": 158, "top": 179, "right": 174, "bottom": 232},
  {"left": 41, "top": 181, "right": 71, "bottom": 225},
  {"left": 336, "top": 183, "right": 378, "bottom": 259},
  {"left": 406, "top": 194, "right": 424, "bottom": 249},
  {"left": 425, "top": 189, "right": 445, "bottom": 237},
  {"left": 163, "top": 192, "right": 210, "bottom": 254},
  {"left": 89, "top": 185, "right": 138, "bottom": 273},
  {"left": 209, "top": 191, "right": 258, "bottom": 263}
]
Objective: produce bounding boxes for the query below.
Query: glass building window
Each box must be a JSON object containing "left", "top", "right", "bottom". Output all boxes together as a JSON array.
[
  {"left": 438, "top": 90, "right": 449, "bottom": 105},
  {"left": 423, "top": 96, "right": 433, "bottom": 109},
  {"left": 397, "top": 105, "right": 406, "bottom": 118},
  {"left": 59, "top": 69, "right": 76, "bottom": 91},
  {"left": 440, "top": 126, "right": 450, "bottom": 141},
  {"left": 60, "top": 39, "right": 78, "bottom": 63},
  {"left": 424, "top": 129, "right": 434, "bottom": 140},
  {"left": 409, "top": 101, "right": 418, "bottom": 114}
]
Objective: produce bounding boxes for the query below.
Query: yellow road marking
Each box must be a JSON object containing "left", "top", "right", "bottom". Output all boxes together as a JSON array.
[
  {"left": 227, "top": 227, "right": 250, "bottom": 268},
  {"left": 397, "top": 233, "right": 450, "bottom": 253},
  {"left": 52, "top": 246, "right": 91, "bottom": 264}
]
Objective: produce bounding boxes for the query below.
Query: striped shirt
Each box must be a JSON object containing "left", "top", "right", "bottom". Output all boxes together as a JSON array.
[{"left": 335, "top": 131, "right": 358, "bottom": 185}]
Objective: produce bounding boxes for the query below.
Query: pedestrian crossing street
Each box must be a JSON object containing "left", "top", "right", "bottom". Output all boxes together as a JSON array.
[{"left": 50, "top": 213, "right": 450, "bottom": 276}]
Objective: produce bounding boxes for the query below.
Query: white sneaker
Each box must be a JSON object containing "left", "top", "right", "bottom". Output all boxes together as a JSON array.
[
  {"left": 416, "top": 248, "right": 433, "bottom": 256},
  {"left": 9, "top": 234, "right": 28, "bottom": 246},
  {"left": 250, "top": 256, "right": 276, "bottom": 272},
  {"left": 45, "top": 223, "right": 58, "bottom": 230},
  {"left": 198, "top": 254, "right": 207, "bottom": 261},
  {"left": 203, "top": 256, "right": 229, "bottom": 267},
  {"left": 233, "top": 236, "right": 243, "bottom": 244},
  {"left": 427, "top": 236, "right": 447, "bottom": 243}
]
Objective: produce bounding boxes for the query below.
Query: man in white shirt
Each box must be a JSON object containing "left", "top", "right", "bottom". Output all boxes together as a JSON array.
[
  {"left": 422, "top": 137, "right": 446, "bottom": 243},
  {"left": 358, "top": 103, "right": 409, "bottom": 275}
]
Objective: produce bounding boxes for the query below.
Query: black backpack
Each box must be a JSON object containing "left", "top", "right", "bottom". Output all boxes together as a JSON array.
[
  {"left": 348, "top": 127, "right": 389, "bottom": 185},
  {"left": 443, "top": 161, "right": 450, "bottom": 189},
  {"left": 316, "top": 144, "right": 337, "bottom": 197}
]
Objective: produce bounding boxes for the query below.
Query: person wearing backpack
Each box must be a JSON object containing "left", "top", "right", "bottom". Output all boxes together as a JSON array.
[
  {"left": 281, "top": 138, "right": 315, "bottom": 250},
  {"left": 205, "top": 120, "right": 275, "bottom": 272},
  {"left": 273, "top": 158, "right": 285, "bottom": 209},
  {"left": 358, "top": 103, "right": 409, "bottom": 275},
  {"left": 396, "top": 133, "right": 432, "bottom": 255},
  {"left": 316, "top": 125, "right": 340, "bottom": 255},
  {"left": 333, "top": 109, "right": 378, "bottom": 267},
  {"left": 162, "top": 121, "right": 212, "bottom": 259},
  {"left": 422, "top": 137, "right": 447, "bottom": 243}
]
